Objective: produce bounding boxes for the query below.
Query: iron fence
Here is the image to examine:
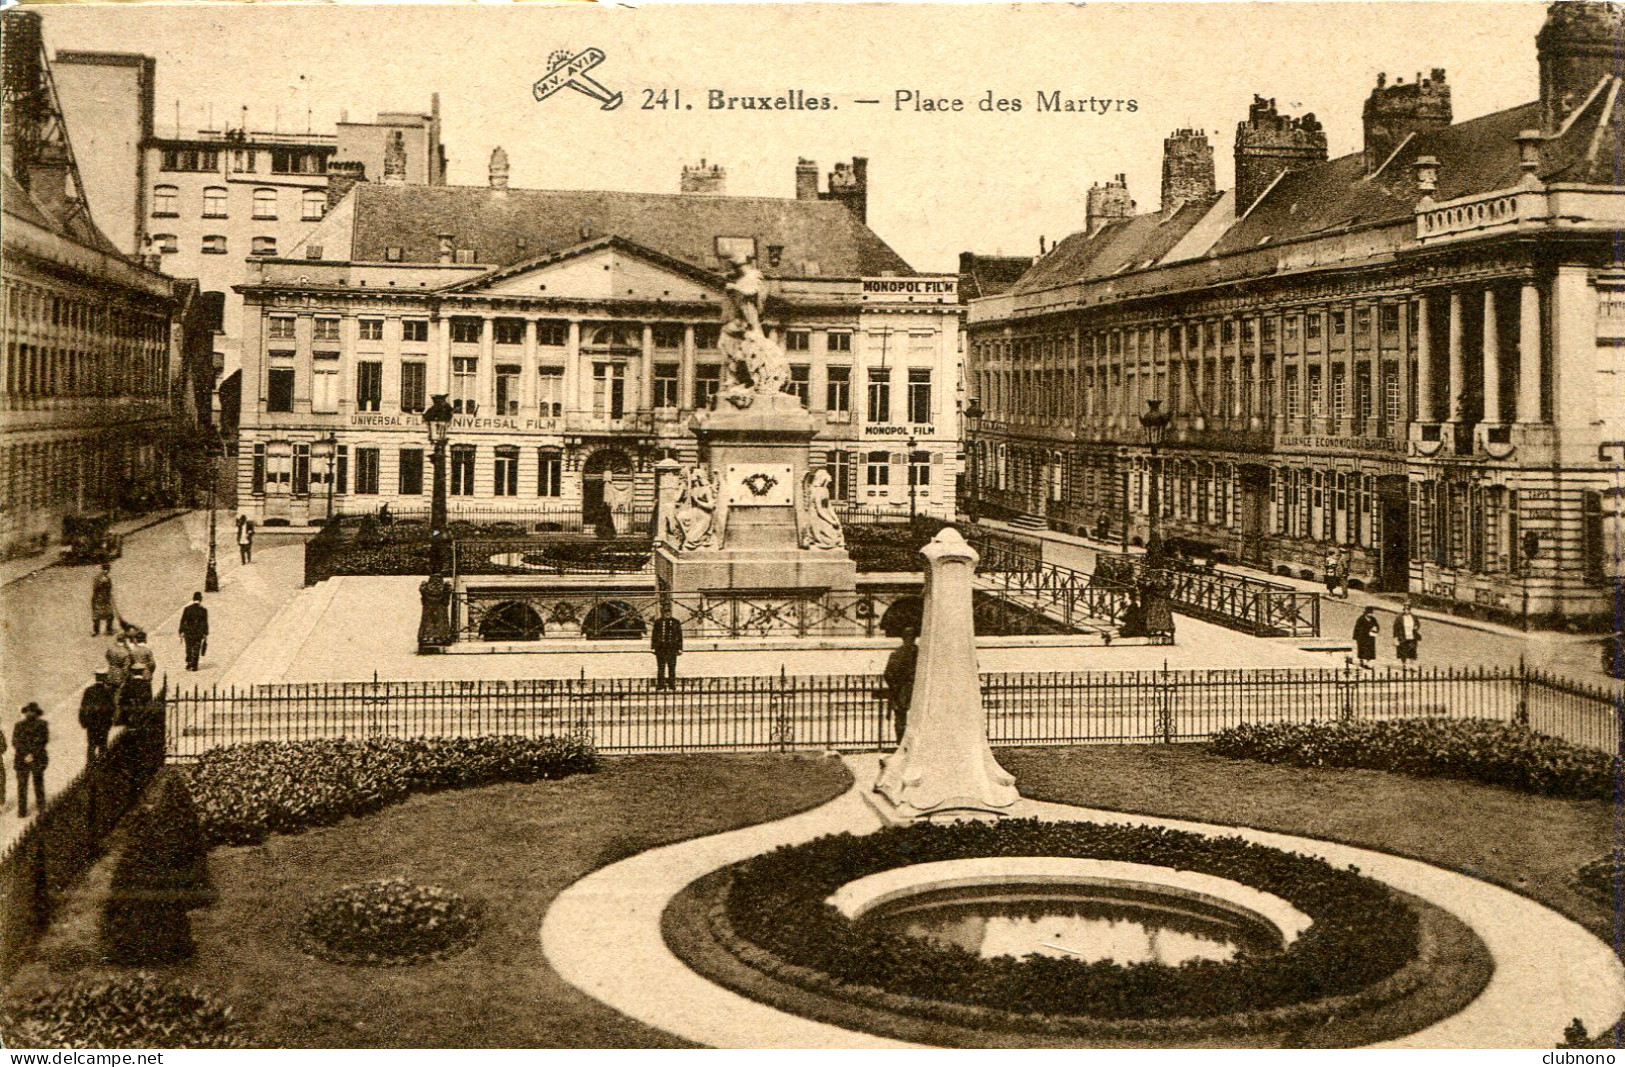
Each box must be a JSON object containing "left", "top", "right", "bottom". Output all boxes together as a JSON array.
[
  {"left": 972, "top": 540, "right": 1136, "bottom": 633},
  {"left": 451, "top": 539, "right": 654, "bottom": 579},
  {"left": 165, "top": 665, "right": 1619, "bottom": 760},
  {"left": 1065, "top": 548, "right": 1321, "bottom": 638}
]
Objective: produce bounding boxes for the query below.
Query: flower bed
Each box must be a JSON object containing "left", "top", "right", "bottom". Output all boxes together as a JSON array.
[
  {"left": 299, "top": 878, "right": 483, "bottom": 966},
  {"left": 185, "top": 734, "right": 597, "bottom": 847},
  {"left": 1, "top": 974, "right": 246, "bottom": 1049},
  {"left": 1574, "top": 851, "right": 1621, "bottom": 907},
  {"left": 1209, "top": 718, "right": 1616, "bottom": 801},
  {"left": 718, "top": 819, "right": 1419, "bottom": 1029}
]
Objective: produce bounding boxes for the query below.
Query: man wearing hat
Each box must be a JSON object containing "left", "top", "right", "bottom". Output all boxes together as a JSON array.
[
  {"left": 119, "top": 630, "right": 156, "bottom": 722},
  {"left": 13, "top": 703, "right": 47, "bottom": 817},
  {"left": 79, "top": 670, "right": 118, "bottom": 760},
  {"left": 179, "top": 592, "right": 209, "bottom": 671}
]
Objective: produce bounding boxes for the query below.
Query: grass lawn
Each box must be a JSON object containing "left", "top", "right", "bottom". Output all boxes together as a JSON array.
[
  {"left": 999, "top": 745, "right": 1618, "bottom": 951},
  {"left": 7, "top": 753, "right": 852, "bottom": 1049}
]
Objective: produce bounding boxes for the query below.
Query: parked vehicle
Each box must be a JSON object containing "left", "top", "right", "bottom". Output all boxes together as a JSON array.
[{"left": 60, "top": 512, "right": 123, "bottom": 565}]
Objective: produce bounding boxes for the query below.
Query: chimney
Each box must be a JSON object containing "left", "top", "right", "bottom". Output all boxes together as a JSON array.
[
  {"left": 1538, "top": 0, "right": 1625, "bottom": 133},
  {"left": 1234, "top": 95, "right": 1327, "bottom": 216},
  {"left": 1085, "top": 173, "right": 1135, "bottom": 234},
  {"left": 1363, "top": 69, "right": 1451, "bottom": 173},
  {"left": 437, "top": 234, "right": 454, "bottom": 265},
  {"left": 324, "top": 160, "right": 366, "bottom": 211},
  {"left": 819, "top": 157, "right": 868, "bottom": 222},
  {"left": 489, "top": 146, "right": 510, "bottom": 192},
  {"left": 795, "top": 157, "right": 819, "bottom": 200},
  {"left": 1160, "top": 128, "right": 1216, "bottom": 213},
  {"left": 382, "top": 130, "right": 407, "bottom": 185},
  {"left": 680, "top": 158, "right": 726, "bottom": 195}
]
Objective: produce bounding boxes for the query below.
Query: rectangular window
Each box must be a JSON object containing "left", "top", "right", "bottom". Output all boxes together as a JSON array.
[
  {"left": 907, "top": 368, "right": 932, "bottom": 424},
  {"left": 450, "top": 446, "right": 476, "bottom": 496},
  {"left": 493, "top": 319, "right": 524, "bottom": 346},
  {"left": 537, "top": 320, "right": 568, "bottom": 347},
  {"left": 785, "top": 330, "right": 811, "bottom": 352},
  {"left": 538, "top": 367, "right": 564, "bottom": 416},
  {"left": 202, "top": 187, "right": 227, "bottom": 218},
  {"left": 593, "top": 362, "right": 626, "bottom": 419},
  {"left": 866, "top": 367, "right": 891, "bottom": 423},
  {"left": 493, "top": 447, "right": 519, "bottom": 497},
  {"left": 252, "top": 189, "right": 277, "bottom": 219},
  {"left": 1380, "top": 304, "right": 1399, "bottom": 335},
  {"left": 355, "top": 448, "right": 380, "bottom": 495},
  {"left": 655, "top": 363, "right": 680, "bottom": 409},
  {"left": 909, "top": 450, "right": 931, "bottom": 488},
  {"left": 293, "top": 443, "right": 311, "bottom": 497},
  {"left": 398, "top": 449, "right": 424, "bottom": 495},
  {"left": 866, "top": 450, "right": 890, "bottom": 486},
  {"left": 302, "top": 191, "right": 326, "bottom": 221},
  {"left": 495, "top": 364, "right": 521, "bottom": 416},
  {"left": 1308, "top": 365, "right": 1324, "bottom": 418},
  {"left": 826, "top": 366, "right": 851, "bottom": 413},
  {"left": 312, "top": 357, "right": 340, "bottom": 414},
  {"left": 358, "top": 319, "right": 384, "bottom": 342},
  {"left": 451, "top": 357, "right": 478, "bottom": 414},
  {"left": 1355, "top": 307, "right": 1371, "bottom": 334},
  {"left": 356, "top": 361, "right": 383, "bottom": 413},
  {"left": 400, "top": 362, "right": 427, "bottom": 414},
  {"left": 313, "top": 317, "right": 341, "bottom": 344},
  {"left": 695, "top": 363, "right": 721, "bottom": 408},
  {"left": 538, "top": 450, "right": 562, "bottom": 497},
  {"left": 252, "top": 443, "right": 266, "bottom": 494},
  {"left": 788, "top": 365, "right": 810, "bottom": 406},
  {"left": 401, "top": 319, "right": 429, "bottom": 343},
  {"left": 1306, "top": 313, "right": 1322, "bottom": 340},
  {"left": 653, "top": 324, "right": 684, "bottom": 350},
  {"left": 267, "top": 367, "right": 295, "bottom": 413},
  {"left": 1383, "top": 361, "right": 1401, "bottom": 425},
  {"left": 1331, "top": 364, "right": 1346, "bottom": 423},
  {"left": 826, "top": 332, "right": 852, "bottom": 354},
  {"left": 1285, "top": 365, "right": 1301, "bottom": 421},
  {"left": 1333, "top": 310, "right": 1347, "bottom": 336},
  {"left": 269, "top": 316, "right": 296, "bottom": 341},
  {"left": 1222, "top": 320, "right": 1236, "bottom": 344},
  {"left": 152, "top": 186, "right": 178, "bottom": 215},
  {"left": 451, "top": 318, "right": 482, "bottom": 344},
  {"left": 828, "top": 451, "right": 853, "bottom": 501}
]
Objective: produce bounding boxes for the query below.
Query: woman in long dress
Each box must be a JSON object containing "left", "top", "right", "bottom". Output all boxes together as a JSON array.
[{"left": 803, "top": 469, "right": 845, "bottom": 549}]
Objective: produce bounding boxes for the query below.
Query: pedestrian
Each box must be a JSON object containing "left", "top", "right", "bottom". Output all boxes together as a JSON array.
[
  {"left": 91, "top": 563, "right": 116, "bottom": 635},
  {"left": 883, "top": 630, "right": 918, "bottom": 742},
  {"left": 650, "top": 599, "right": 683, "bottom": 690},
  {"left": 104, "top": 631, "right": 132, "bottom": 707},
  {"left": 120, "top": 629, "right": 156, "bottom": 721},
  {"left": 179, "top": 591, "right": 209, "bottom": 671},
  {"left": 1353, "top": 605, "right": 1381, "bottom": 669},
  {"left": 1323, "top": 547, "right": 1342, "bottom": 596},
  {"left": 237, "top": 516, "right": 254, "bottom": 564},
  {"left": 1140, "top": 573, "right": 1175, "bottom": 641},
  {"left": 79, "top": 669, "right": 117, "bottom": 760},
  {"left": 13, "top": 703, "right": 48, "bottom": 817},
  {"left": 1394, "top": 603, "right": 1422, "bottom": 666}
]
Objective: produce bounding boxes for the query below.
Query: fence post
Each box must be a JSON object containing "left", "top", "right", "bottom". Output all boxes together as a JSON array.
[
  {"left": 771, "top": 666, "right": 794, "bottom": 753},
  {"left": 1339, "top": 660, "right": 1356, "bottom": 721},
  {"left": 1515, "top": 656, "right": 1531, "bottom": 729},
  {"left": 1156, "top": 662, "right": 1175, "bottom": 743}
]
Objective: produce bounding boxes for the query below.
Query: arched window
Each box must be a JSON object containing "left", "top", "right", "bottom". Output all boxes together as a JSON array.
[
  {"left": 151, "top": 234, "right": 177, "bottom": 254},
  {"left": 586, "top": 325, "right": 638, "bottom": 351},
  {"left": 301, "top": 190, "right": 326, "bottom": 221},
  {"left": 252, "top": 188, "right": 277, "bottom": 220},
  {"left": 201, "top": 235, "right": 227, "bottom": 255},
  {"left": 152, "top": 185, "right": 178, "bottom": 217},
  {"left": 251, "top": 236, "right": 277, "bottom": 257},
  {"left": 202, "top": 186, "right": 227, "bottom": 218}
]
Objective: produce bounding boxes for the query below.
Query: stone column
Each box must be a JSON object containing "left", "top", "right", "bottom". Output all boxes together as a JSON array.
[
  {"left": 1518, "top": 281, "right": 1542, "bottom": 422},
  {"left": 874, "top": 527, "right": 1019, "bottom": 817},
  {"left": 521, "top": 318, "right": 538, "bottom": 412},
  {"left": 681, "top": 324, "right": 696, "bottom": 414},
  {"left": 437, "top": 316, "right": 453, "bottom": 393},
  {"left": 1250, "top": 315, "right": 1264, "bottom": 428},
  {"left": 1231, "top": 319, "right": 1245, "bottom": 421},
  {"left": 1395, "top": 298, "right": 1412, "bottom": 435},
  {"left": 640, "top": 323, "right": 655, "bottom": 413},
  {"left": 1447, "top": 290, "right": 1464, "bottom": 424},
  {"left": 1482, "top": 288, "right": 1501, "bottom": 424},
  {"left": 478, "top": 315, "right": 495, "bottom": 414},
  {"left": 1415, "top": 295, "right": 1433, "bottom": 422},
  {"left": 564, "top": 319, "right": 582, "bottom": 418}
]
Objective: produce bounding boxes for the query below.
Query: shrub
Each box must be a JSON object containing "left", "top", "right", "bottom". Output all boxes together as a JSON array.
[
  {"left": 1209, "top": 718, "right": 1617, "bottom": 801},
  {"left": 184, "top": 734, "right": 597, "bottom": 847},
  {"left": 722, "top": 819, "right": 1417, "bottom": 1023},
  {"left": 1, "top": 974, "right": 245, "bottom": 1049},
  {"left": 101, "top": 774, "right": 213, "bottom": 965},
  {"left": 299, "top": 878, "right": 482, "bottom": 966},
  {"left": 1574, "top": 851, "right": 1622, "bottom": 906}
]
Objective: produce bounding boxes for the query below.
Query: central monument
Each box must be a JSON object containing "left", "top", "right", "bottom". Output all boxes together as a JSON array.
[{"left": 654, "top": 253, "right": 858, "bottom": 595}]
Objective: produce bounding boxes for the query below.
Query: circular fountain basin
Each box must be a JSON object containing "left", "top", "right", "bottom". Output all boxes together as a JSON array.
[{"left": 829, "top": 858, "right": 1311, "bottom": 965}]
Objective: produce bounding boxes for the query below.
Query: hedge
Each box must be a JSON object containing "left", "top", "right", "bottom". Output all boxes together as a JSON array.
[
  {"left": 101, "top": 773, "right": 213, "bottom": 964},
  {"left": 722, "top": 819, "right": 1417, "bottom": 1022},
  {"left": 1209, "top": 718, "right": 1617, "bottom": 800}
]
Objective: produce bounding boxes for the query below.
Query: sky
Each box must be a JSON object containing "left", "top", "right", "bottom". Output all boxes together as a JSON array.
[{"left": 36, "top": 1, "right": 1549, "bottom": 274}]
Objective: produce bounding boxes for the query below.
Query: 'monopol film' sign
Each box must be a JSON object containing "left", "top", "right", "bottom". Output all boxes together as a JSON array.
[{"left": 860, "top": 277, "right": 957, "bottom": 302}]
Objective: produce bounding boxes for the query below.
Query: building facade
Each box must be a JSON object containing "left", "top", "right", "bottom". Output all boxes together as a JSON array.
[
  {"left": 234, "top": 153, "right": 961, "bottom": 528},
  {"left": 2, "top": 12, "right": 192, "bottom": 556},
  {"left": 965, "top": 1, "right": 1625, "bottom": 628}
]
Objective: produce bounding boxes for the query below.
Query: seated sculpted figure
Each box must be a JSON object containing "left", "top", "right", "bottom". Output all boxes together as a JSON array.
[
  {"left": 802, "top": 468, "right": 846, "bottom": 550},
  {"left": 668, "top": 467, "right": 718, "bottom": 550}
]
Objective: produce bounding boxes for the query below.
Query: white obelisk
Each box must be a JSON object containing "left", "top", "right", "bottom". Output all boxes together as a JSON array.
[{"left": 874, "top": 528, "right": 1019, "bottom": 817}]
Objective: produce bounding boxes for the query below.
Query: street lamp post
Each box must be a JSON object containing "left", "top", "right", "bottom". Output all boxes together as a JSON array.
[
  {"left": 319, "top": 433, "right": 339, "bottom": 523},
  {"left": 1139, "top": 398, "right": 1172, "bottom": 566},
  {"left": 906, "top": 434, "right": 919, "bottom": 521},
  {"left": 417, "top": 394, "right": 455, "bottom": 652},
  {"left": 204, "top": 436, "right": 222, "bottom": 593}
]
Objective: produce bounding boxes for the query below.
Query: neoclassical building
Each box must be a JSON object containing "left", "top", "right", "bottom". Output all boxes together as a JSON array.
[
  {"left": 965, "top": 2, "right": 1625, "bottom": 627},
  {"left": 235, "top": 154, "right": 961, "bottom": 528}
]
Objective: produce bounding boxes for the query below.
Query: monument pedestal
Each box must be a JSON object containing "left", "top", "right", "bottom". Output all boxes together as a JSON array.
[{"left": 656, "top": 399, "right": 857, "bottom": 594}]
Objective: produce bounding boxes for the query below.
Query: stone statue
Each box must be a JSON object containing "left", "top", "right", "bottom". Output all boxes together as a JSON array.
[
  {"left": 714, "top": 250, "right": 794, "bottom": 410},
  {"left": 801, "top": 468, "right": 845, "bottom": 550},
  {"left": 666, "top": 467, "right": 718, "bottom": 551},
  {"left": 723, "top": 250, "right": 764, "bottom": 336}
]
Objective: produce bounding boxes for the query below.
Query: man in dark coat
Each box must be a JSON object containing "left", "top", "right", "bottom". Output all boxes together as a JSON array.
[
  {"left": 13, "top": 702, "right": 48, "bottom": 817},
  {"left": 180, "top": 592, "right": 209, "bottom": 671},
  {"left": 883, "top": 631, "right": 918, "bottom": 742},
  {"left": 91, "top": 563, "right": 116, "bottom": 635},
  {"left": 1353, "top": 605, "right": 1381, "bottom": 668},
  {"left": 79, "top": 670, "right": 117, "bottom": 759},
  {"left": 651, "top": 601, "right": 683, "bottom": 690}
]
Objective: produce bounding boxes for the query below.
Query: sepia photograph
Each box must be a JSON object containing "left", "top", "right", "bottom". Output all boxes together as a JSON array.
[{"left": 0, "top": 0, "right": 1621, "bottom": 1052}]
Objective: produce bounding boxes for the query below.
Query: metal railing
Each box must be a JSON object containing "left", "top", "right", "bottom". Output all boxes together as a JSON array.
[
  {"left": 451, "top": 539, "right": 654, "bottom": 580},
  {"left": 1086, "top": 550, "right": 1321, "bottom": 638},
  {"left": 972, "top": 539, "right": 1137, "bottom": 633},
  {"left": 165, "top": 665, "right": 1619, "bottom": 760}
]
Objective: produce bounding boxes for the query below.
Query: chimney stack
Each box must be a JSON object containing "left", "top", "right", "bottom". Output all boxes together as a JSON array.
[
  {"left": 1538, "top": 0, "right": 1625, "bottom": 134},
  {"left": 1086, "top": 173, "right": 1135, "bottom": 234},
  {"left": 489, "top": 146, "right": 510, "bottom": 192},
  {"left": 795, "top": 157, "right": 819, "bottom": 200},
  {"left": 382, "top": 130, "right": 408, "bottom": 185},
  {"left": 1233, "top": 95, "right": 1327, "bottom": 216},
  {"left": 1363, "top": 69, "right": 1451, "bottom": 173},
  {"left": 821, "top": 157, "right": 868, "bottom": 222},
  {"left": 680, "top": 158, "right": 726, "bottom": 195},
  {"left": 1160, "top": 128, "right": 1216, "bottom": 213},
  {"left": 324, "top": 160, "right": 366, "bottom": 211}
]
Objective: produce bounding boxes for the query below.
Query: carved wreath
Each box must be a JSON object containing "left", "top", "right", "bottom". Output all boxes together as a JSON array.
[{"left": 741, "top": 471, "right": 780, "bottom": 498}]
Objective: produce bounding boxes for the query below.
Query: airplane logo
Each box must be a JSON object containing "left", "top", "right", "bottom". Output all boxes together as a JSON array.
[{"left": 534, "top": 48, "right": 623, "bottom": 111}]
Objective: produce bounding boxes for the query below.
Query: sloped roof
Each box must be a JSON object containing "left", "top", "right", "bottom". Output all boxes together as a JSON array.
[
  {"left": 344, "top": 183, "right": 912, "bottom": 277},
  {"left": 959, "top": 253, "right": 1034, "bottom": 299},
  {"left": 441, "top": 234, "right": 726, "bottom": 293},
  {"left": 3, "top": 170, "right": 123, "bottom": 255},
  {"left": 1011, "top": 198, "right": 1214, "bottom": 294}
]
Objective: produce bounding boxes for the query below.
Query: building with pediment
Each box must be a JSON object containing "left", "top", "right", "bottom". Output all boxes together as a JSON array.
[
  {"left": 964, "top": 1, "right": 1625, "bottom": 628},
  {"left": 234, "top": 151, "right": 961, "bottom": 529}
]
